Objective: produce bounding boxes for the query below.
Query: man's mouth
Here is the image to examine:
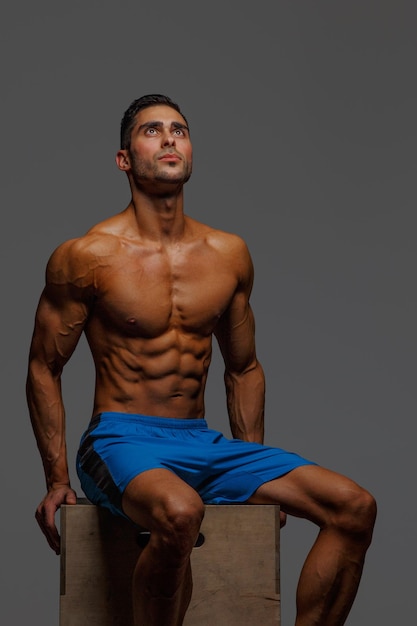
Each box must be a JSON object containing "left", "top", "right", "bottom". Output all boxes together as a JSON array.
[{"left": 158, "top": 152, "right": 181, "bottom": 161}]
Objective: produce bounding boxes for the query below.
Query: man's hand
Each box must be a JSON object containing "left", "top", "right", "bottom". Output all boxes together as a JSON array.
[
  {"left": 280, "top": 510, "right": 287, "bottom": 528},
  {"left": 35, "top": 485, "right": 77, "bottom": 555}
]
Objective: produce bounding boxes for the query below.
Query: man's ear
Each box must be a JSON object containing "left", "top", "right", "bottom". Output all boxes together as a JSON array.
[{"left": 115, "top": 149, "right": 130, "bottom": 171}]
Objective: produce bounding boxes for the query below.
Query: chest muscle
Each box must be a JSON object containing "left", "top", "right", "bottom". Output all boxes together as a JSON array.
[{"left": 92, "top": 247, "right": 237, "bottom": 338}]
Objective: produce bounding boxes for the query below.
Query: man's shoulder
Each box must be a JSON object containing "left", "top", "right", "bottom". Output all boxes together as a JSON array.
[
  {"left": 49, "top": 231, "right": 116, "bottom": 264},
  {"left": 45, "top": 226, "right": 120, "bottom": 289},
  {"left": 206, "top": 226, "right": 252, "bottom": 269},
  {"left": 50, "top": 212, "right": 126, "bottom": 260},
  {"left": 187, "top": 216, "right": 250, "bottom": 254},
  {"left": 187, "top": 218, "right": 253, "bottom": 286}
]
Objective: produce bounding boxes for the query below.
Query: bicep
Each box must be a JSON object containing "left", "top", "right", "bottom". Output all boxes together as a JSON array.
[
  {"left": 214, "top": 293, "right": 257, "bottom": 374},
  {"left": 29, "top": 288, "right": 89, "bottom": 374},
  {"left": 214, "top": 239, "right": 258, "bottom": 373},
  {"left": 29, "top": 239, "right": 94, "bottom": 372}
]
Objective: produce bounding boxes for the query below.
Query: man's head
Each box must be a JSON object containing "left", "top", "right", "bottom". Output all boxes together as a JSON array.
[
  {"left": 120, "top": 94, "right": 189, "bottom": 150},
  {"left": 117, "top": 94, "right": 192, "bottom": 190}
]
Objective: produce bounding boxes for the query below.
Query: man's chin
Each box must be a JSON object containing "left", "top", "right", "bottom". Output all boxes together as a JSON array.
[{"left": 155, "top": 170, "right": 192, "bottom": 185}]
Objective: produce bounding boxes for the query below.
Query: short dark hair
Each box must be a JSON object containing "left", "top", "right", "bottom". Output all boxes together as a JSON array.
[{"left": 120, "top": 94, "right": 188, "bottom": 149}]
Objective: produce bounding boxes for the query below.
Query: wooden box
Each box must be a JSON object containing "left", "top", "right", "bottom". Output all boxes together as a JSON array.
[{"left": 60, "top": 500, "right": 280, "bottom": 625}]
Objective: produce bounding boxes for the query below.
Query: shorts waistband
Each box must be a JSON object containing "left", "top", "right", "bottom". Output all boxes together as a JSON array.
[{"left": 91, "top": 412, "right": 208, "bottom": 429}]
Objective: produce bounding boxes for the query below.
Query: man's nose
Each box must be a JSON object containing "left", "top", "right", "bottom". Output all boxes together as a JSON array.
[{"left": 161, "top": 131, "right": 175, "bottom": 146}]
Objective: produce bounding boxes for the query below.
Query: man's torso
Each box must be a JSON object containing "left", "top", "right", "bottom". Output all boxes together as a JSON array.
[{"left": 58, "top": 213, "right": 250, "bottom": 419}]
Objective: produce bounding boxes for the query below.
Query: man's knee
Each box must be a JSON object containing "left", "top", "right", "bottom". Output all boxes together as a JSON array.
[
  {"left": 335, "top": 485, "right": 377, "bottom": 542},
  {"left": 150, "top": 494, "right": 205, "bottom": 560}
]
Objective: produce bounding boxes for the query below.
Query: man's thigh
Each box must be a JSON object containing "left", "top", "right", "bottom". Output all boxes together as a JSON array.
[
  {"left": 247, "top": 464, "right": 366, "bottom": 526},
  {"left": 122, "top": 468, "right": 204, "bottom": 529}
]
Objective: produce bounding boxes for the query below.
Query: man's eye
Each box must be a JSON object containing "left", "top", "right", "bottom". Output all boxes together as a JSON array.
[{"left": 146, "top": 128, "right": 158, "bottom": 135}]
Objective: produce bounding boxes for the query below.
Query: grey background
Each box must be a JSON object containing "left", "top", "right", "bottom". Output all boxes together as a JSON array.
[{"left": 1, "top": 1, "right": 415, "bottom": 624}]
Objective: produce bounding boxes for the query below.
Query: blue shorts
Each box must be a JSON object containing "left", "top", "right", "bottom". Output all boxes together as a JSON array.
[{"left": 76, "top": 412, "right": 316, "bottom": 519}]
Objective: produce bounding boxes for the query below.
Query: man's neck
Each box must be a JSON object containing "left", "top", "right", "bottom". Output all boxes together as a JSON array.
[{"left": 128, "top": 187, "right": 186, "bottom": 243}]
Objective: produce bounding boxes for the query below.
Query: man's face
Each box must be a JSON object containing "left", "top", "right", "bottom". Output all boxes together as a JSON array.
[{"left": 120, "top": 104, "right": 193, "bottom": 187}]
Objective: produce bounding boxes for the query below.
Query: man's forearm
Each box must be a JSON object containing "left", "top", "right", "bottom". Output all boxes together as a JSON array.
[
  {"left": 224, "top": 360, "right": 265, "bottom": 443},
  {"left": 26, "top": 360, "right": 71, "bottom": 489}
]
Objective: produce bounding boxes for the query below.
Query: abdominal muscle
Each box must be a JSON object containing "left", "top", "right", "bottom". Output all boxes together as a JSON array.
[{"left": 87, "top": 325, "right": 213, "bottom": 419}]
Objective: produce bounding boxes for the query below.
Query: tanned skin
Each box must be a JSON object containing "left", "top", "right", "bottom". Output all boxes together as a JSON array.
[{"left": 27, "top": 103, "right": 376, "bottom": 626}]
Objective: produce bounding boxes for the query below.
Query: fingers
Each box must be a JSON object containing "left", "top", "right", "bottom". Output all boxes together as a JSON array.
[
  {"left": 65, "top": 490, "right": 77, "bottom": 505},
  {"left": 35, "top": 486, "right": 78, "bottom": 555},
  {"left": 35, "top": 502, "right": 61, "bottom": 554}
]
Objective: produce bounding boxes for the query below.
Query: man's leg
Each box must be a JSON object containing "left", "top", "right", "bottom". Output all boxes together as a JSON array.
[
  {"left": 248, "top": 464, "right": 377, "bottom": 626},
  {"left": 122, "top": 468, "right": 205, "bottom": 626}
]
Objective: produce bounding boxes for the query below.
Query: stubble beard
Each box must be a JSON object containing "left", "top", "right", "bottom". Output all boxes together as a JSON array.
[{"left": 129, "top": 152, "right": 192, "bottom": 188}]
